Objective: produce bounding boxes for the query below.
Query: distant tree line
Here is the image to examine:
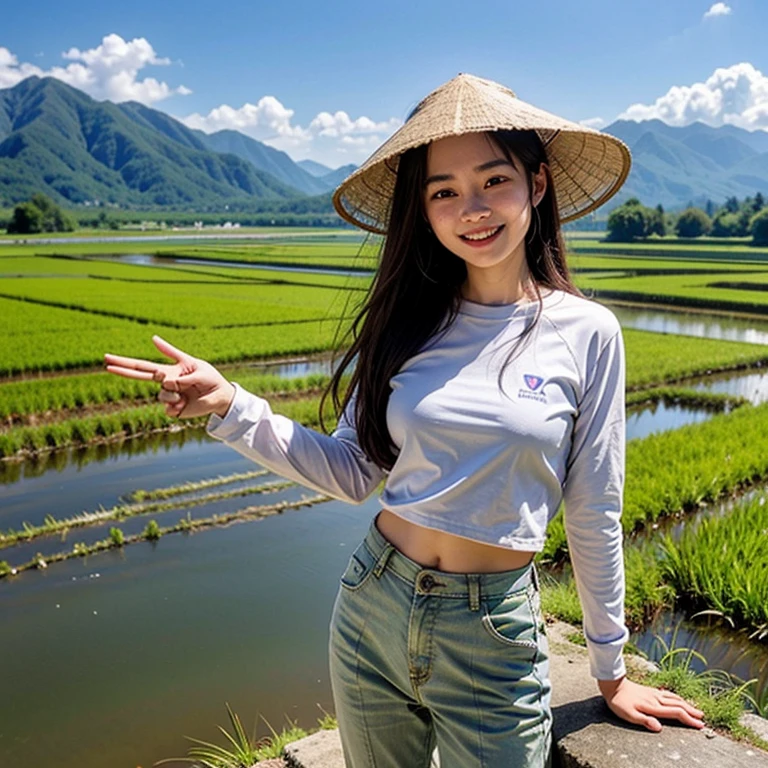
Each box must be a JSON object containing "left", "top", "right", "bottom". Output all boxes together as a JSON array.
[
  {"left": 6, "top": 194, "right": 77, "bottom": 234},
  {"left": 607, "top": 193, "right": 768, "bottom": 245}
]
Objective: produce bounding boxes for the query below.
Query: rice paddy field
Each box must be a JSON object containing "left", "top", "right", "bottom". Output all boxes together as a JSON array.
[{"left": 3, "top": 232, "right": 768, "bottom": 768}]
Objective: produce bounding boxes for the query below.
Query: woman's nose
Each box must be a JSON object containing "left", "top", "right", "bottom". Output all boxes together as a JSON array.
[{"left": 460, "top": 194, "right": 491, "bottom": 222}]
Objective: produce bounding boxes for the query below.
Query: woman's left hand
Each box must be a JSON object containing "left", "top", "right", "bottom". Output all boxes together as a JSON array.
[{"left": 597, "top": 676, "right": 705, "bottom": 732}]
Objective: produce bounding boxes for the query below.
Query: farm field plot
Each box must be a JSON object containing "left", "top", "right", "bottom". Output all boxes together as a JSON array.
[
  {"left": 168, "top": 241, "right": 380, "bottom": 270},
  {"left": 2, "top": 309, "right": 346, "bottom": 375},
  {"left": 0, "top": 255, "right": 250, "bottom": 282},
  {"left": 0, "top": 276, "right": 352, "bottom": 327},
  {"left": 568, "top": 238, "right": 768, "bottom": 261},
  {"left": 0, "top": 252, "right": 368, "bottom": 329},
  {"left": 569, "top": 253, "right": 768, "bottom": 274},
  {"left": 576, "top": 270, "right": 768, "bottom": 313},
  {"left": 0, "top": 250, "right": 369, "bottom": 375}
]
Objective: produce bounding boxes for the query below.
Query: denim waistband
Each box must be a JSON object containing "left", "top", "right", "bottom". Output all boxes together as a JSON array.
[{"left": 363, "top": 517, "right": 538, "bottom": 609}]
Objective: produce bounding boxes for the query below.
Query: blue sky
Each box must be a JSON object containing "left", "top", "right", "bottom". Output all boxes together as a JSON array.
[{"left": 2, "top": 0, "right": 767, "bottom": 168}]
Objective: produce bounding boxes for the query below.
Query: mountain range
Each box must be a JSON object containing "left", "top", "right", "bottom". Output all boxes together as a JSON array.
[
  {"left": 1, "top": 76, "right": 768, "bottom": 212},
  {"left": 604, "top": 118, "right": 768, "bottom": 209}
]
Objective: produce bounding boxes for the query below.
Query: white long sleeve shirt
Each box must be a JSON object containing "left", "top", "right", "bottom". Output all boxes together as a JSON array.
[{"left": 207, "top": 288, "right": 629, "bottom": 680}]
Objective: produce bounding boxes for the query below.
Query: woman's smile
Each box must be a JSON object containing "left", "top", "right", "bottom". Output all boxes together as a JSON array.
[{"left": 460, "top": 224, "right": 505, "bottom": 245}]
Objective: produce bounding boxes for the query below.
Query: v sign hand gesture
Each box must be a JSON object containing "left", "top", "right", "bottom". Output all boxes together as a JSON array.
[{"left": 104, "top": 336, "right": 236, "bottom": 420}]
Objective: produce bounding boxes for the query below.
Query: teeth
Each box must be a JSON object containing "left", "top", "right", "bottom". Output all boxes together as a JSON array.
[{"left": 463, "top": 226, "right": 500, "bottom": 241}]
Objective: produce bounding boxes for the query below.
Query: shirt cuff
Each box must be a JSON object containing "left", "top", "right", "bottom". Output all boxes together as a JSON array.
[
  {"left": 206, "top": 383, "right": 267, "bottom": 441},
  {"left": 587, "top": 629, "right": 629, "bottom": 681}
]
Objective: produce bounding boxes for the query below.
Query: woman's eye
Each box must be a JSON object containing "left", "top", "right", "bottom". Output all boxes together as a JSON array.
[
  {"left": 432, "top": 189, "right": 455, "bottom": 200},
  {"left": 486, "top": 176, "right": 507, "bottom": 187}
]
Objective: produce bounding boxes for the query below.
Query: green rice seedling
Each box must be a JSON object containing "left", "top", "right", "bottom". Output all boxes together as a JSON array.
[
  {"left": 625, "top": 388, "right": 749, "bottom": 412},
  {"left": 659, "top": 492, "right": 768, "bottom": 632},
  {"left": 144, "top": 520, "right": 161, "bottom": 541},
  {"left": 109, "top": 527, "right": 125, "bottom": 547},
  {"left": 0, "top": 478, "right": 296, "bottom": 549},
  {"left": 623, "top": 544, "right": 675, "bottom": 626},
  {"left": 0, "top": 495, "right": 331, "bottom": 580},
  {"left": 125, "top": 469, "right": 270, "bottom": 502}
]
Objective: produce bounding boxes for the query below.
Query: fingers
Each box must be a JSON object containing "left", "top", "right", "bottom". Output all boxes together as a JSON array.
[
  {"left": 104, "top": 353, "right": 162, "bottom": 381},
  {"left": 152, "top": 335, "right": 190, "bottom": 363},
  {"left": 158, "top": 389, "right": 182, "bottom": 405},
  {"left": 639, "top": 715, "right": 662, "bottom": 732},
  {"left": 645, "top": 704, "right": 703, "bottom": 726},
  {"left": 160, "top": 390, "right": 187, "bottom": 418}
]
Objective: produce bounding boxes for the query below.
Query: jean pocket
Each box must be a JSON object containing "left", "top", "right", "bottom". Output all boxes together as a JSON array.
[
  {"left": 339, "top": 541, "right": 376, "bottom": 592},
  {"left": 481, "top": 584, "right": 539, "bottom": 652}
]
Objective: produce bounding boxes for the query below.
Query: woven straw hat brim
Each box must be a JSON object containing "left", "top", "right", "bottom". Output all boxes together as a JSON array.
[{"left": 333, "top": 74, "right": 631, "bottom": 235}]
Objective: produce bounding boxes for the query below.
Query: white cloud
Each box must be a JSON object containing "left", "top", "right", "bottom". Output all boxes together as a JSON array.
[
  {"left": 182, "top": 96, "right": 310, "bottom": 143},
  {"left": 618, "top": 62, "right": 768, "bottom": 131},
  {"left": 179, "top": 97, "right": 402, "bottom": 167},
  {"left": 309, "top": 110, "right": 401, "bottom": 138},
  {"left": 0, "top": 47, "right": 43, "bottom": 89},
  {"left": 703, "top": 2, "right": 732, "bottom": 19},
  {"left": 580, "top": 116, "right": 607, "bottom": 130},
  {"left": 0, "top": 35, "right": 190, "bottom": 105}
]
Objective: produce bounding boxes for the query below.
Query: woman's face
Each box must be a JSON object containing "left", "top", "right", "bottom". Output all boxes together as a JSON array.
[{"left": 422, "top": 132, "right": 547, "bottom": 301}]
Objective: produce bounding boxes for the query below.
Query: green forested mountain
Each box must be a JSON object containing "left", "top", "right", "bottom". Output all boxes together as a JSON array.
[
  {"left": 606, "top": 118, "right": 768, "bottom": 209},
  {"left": 3, "top": 75, "right": 768, "bottom": 212},
  {"left": 0, "top": 77, "right": 303, "bottom": 207}
]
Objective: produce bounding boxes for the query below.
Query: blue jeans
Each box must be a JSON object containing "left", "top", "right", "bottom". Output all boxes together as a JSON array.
[{"left": 329, "top": 517, "right": 552, "bottom": 767}]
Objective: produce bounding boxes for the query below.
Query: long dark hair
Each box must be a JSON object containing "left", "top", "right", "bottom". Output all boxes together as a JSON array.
[{"left": 321, "top": 129, "right": 582, "bottom": 471}]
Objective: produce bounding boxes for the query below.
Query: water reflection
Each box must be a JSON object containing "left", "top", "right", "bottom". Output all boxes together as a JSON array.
[
  {"left": 115, "top": 253, "right": 371, "bottom": 278},
  {"left": 626, "top": 401, "right": 714, "bottom": 441},
  {"left": 686, "top": 369, "right": 768, "bottom": 405},
  {"left": 0, "top": 428, "right": 206, "bottom": 485},
  {"left": 611, "top": 303, "right": 768, "bottom": 345}
]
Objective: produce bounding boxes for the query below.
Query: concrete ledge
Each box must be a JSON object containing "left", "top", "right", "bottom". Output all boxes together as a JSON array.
[{"left": 284, "top": 621, "right": 768, "bottom": 768}]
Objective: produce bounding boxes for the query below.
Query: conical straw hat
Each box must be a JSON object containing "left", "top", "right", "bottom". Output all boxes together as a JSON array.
[{"left": 333, "top": 73, "right": 631, "bottom": 235}]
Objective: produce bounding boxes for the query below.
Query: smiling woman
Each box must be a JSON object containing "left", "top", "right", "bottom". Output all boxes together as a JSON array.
[{"left": 105, "top": 73, "right": 704, "bottom": 768}]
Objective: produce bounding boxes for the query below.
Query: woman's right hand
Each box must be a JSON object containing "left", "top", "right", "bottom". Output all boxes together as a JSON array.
[{"left": 104, "top": 335, "right": 236, "bottom": 419}]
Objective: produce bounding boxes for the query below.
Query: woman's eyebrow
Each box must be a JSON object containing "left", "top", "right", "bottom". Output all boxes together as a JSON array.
[{"left": 424, "top": 158, "right": 514, "bottom": 187}]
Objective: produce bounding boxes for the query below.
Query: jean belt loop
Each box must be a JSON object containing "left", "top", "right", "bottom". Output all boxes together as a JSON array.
[
  {"left": 467, "top": 574, "right": 481, "bottom": 612},
  {"left": 372, "top": 543, "right": 395, "bottom": 579}
]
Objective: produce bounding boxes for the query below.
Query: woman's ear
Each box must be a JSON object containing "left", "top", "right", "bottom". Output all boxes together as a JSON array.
[{"left": 532, "top": 162, "right": 548, "bottom": 207}]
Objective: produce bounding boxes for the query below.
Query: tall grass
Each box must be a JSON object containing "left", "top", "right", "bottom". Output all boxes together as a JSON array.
[{"left": 660, "top": 492, "right": 768, "bottom": 632}]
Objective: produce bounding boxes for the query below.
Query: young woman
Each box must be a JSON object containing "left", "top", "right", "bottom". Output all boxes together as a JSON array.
[{"left": 106, "top": 74, "right": 705, "bottom": 767}]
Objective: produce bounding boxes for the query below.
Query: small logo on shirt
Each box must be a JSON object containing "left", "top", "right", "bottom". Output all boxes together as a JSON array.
[
  {"left": 518, "top": 373, "right": 547, "bottom": 403},
  {"left": 524, "top": 375, "right": 544, "bottom": 391}
]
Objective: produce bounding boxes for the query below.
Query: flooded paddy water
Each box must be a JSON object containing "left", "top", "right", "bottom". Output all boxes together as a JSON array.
[{"left": 3, "top": 290, "right": 768, "bottom": 766}]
